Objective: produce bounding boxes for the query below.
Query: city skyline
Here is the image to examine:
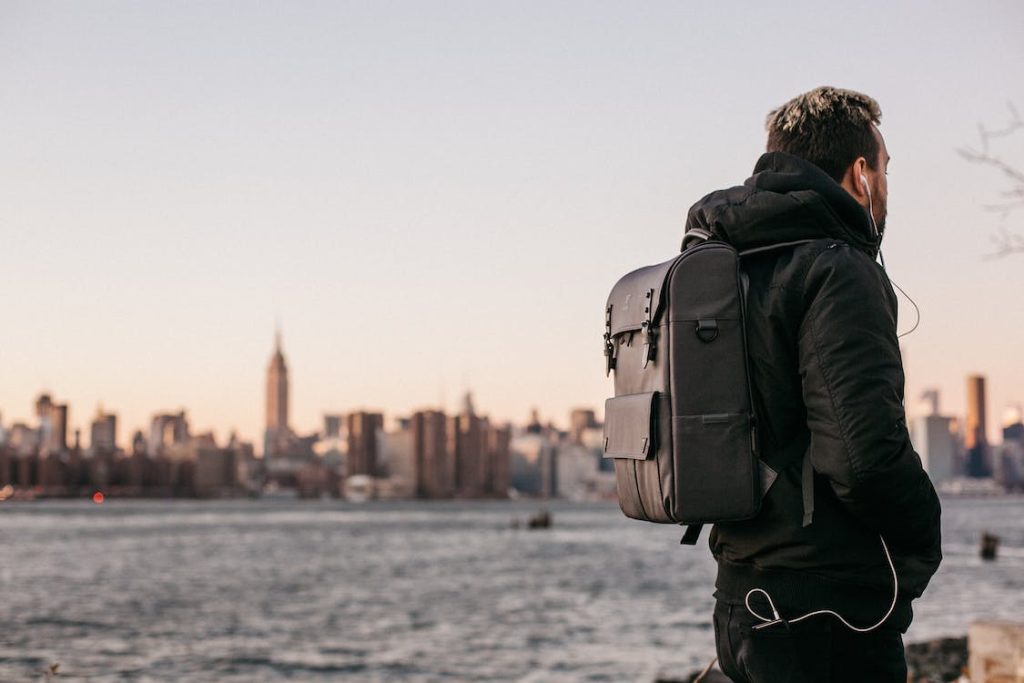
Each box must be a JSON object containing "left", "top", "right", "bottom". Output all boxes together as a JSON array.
[
  {"left": 1, "top": 330, "right": 1021, "bottom": 453},
  {"left": 2, "top": 2, "right": 1022, "bottom": 446}
]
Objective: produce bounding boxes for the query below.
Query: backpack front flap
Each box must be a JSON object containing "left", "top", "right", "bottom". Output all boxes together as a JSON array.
[{"left": 603, "top": 255, "right": 678, "bottom": 522}]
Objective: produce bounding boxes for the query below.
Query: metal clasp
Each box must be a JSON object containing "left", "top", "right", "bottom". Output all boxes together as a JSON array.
[
  {"left": 641, "top": 289, "right": 656, "bottom": 368},
  {"left": 604, "top": 305, "right": 616, "bottom": 376}
]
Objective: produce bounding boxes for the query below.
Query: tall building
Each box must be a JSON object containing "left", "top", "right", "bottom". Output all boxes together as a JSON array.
[
  {"left": 965, "top": 374, "right": 989, "bottom": 477},
  {"left": 485, "top": 423, "right": 511, "bottom": 498},
  {"left": 35, "top": 394, "right": 53, "bottom": 421},
  {"left": 378, "top": 426, "right": 415, "bottom": 496},
  {"left": 323, "top": 414, "right": 343, "bottom": 439},
  {"left": 910, "top": 390, "right": 958, "bottom": 487},
  {"left": 90, "top": 408, "right": 118, "bottom": 455},
  {"left": 346, "top": 411, "right": 383, "bottom": 477},
  {"left": 148, "top": 411, "right": 189, "bottom": 457},
  {"left": 1003, "top": 405, "right": 1024, "bottom": 442},
  {"left": 451, "top": 395, "right": 486, "bottom": 497},
  {"left": 264, "top": 329, "right": 290, "bottom": 457},
  {"left": 49, "top": 404, "right": 68, "bottom": 454},
  {"left": 569, "top": 409, "right": 598, "bottom": 444},
  {"left": 413, "top": 409, "right": 453, "bottom": 498},
  {"left": 997, "top": 405, "right": 1024, "bottom": 491},
  {"left": 35, "top": 393, "right": 68, "bottom": 454}
]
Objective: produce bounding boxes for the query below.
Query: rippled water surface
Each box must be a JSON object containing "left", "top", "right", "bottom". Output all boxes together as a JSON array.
[{"left": 1, "top": 497, "right": 1021, "bottom": 681}]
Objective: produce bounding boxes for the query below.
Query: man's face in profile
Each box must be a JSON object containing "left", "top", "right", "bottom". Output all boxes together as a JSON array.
[{"left": 869, "top": 125, "right": 890, "bottom": 235}]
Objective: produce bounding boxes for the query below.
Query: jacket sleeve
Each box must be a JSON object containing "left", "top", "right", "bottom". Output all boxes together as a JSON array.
[{"left": 798, "top": 243, "right": 941, "bottom": 589}]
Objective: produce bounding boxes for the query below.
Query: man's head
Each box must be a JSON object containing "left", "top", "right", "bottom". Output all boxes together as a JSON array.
[{"left": 765, "top": 86, "right": 890, "bottom": 236}]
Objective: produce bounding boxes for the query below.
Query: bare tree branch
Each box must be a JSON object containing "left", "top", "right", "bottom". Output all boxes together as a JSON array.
[
  {"left": 962, "top": 103, "right": 1024, "bottom": 258},
  {"left": 983, "top": 227, "right": 1024, "bottom": 260}
]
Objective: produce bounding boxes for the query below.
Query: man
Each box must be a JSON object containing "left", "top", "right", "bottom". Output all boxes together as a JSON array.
[{"left": 683, "top": 87, "right": 942, "bottom": 682}]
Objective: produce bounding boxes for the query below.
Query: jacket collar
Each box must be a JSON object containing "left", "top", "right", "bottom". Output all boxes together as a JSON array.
[{"left": 683, "top": 152, "right": 880, "bottom": 259}]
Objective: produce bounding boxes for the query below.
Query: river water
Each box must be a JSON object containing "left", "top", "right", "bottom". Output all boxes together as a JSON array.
[{"left": 1, "top": 497, "right": 1021, "bottom": 682}]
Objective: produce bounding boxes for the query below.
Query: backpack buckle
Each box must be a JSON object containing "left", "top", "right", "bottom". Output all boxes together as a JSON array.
[
  {"left": 604, "top": 305, "right": 617, "bottom": 375},
  {"left": 642, "top": 289, "right": 656, "bottom": 367}
]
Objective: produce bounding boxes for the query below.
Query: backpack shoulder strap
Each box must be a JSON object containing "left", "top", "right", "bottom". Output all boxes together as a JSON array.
[
  {"left": 680, "top": 524, "right": 703, "bottom": 545},
  {"left": 681, "top": 228, "right": 712, "bottom": 251}
]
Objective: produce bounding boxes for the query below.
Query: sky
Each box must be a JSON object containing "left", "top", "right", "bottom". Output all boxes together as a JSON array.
[{"left": 1, "top": 1, "right": 1022, "bottom": 449}]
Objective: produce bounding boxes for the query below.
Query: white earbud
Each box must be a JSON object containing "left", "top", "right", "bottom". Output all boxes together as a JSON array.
[{"left": 859, "top": 172, "right": 879, "bottom": 241}]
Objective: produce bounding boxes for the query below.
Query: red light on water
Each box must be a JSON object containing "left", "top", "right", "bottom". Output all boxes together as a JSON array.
[{"left": 92, "top": 491, "right": 105, "bottom": 504}]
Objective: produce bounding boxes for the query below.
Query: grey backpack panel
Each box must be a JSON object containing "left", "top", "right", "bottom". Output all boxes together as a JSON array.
[{"left": 603, "top": 239, "right": 814, "bottom": 532}]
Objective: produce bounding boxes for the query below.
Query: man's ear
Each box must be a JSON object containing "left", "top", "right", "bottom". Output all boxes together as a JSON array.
[{"left": 840, "top": 156, "right": 870, "bottom": 203}]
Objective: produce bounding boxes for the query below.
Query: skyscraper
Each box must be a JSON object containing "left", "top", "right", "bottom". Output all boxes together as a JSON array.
[
  {"left": 323, "top": 414, "right": 342, "bottom": 439},
  {"left": 569, "top": 408, "right": 598, "bottom": 444},
  {"left": 965, "top": 374, "right": 989, "bottom": 477},
  {"left": 413, "top": 409, "right": 453, "bottom": 498},
  {"left": 265, "top": 329, "right": 290, "bottom": 457},
  {"left": 148, "top": 411, "right": 189, "bottom": 457},
  {"left": 35, "top": 393, "right": 68, "bottom": 454},
  {"left": 346, "top": 411, "right": 383, "bottom": 477},
  {"left": 90, "top": 408, "right": 118, "bottom": 455},
  {"left": 910, "top": 389, "right": 958, "bottom": 486}
]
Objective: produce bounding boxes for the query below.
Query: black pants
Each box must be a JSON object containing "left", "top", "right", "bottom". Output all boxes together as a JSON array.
[{"left": 712, "top": 600, "right": 907, "bottom": 683}]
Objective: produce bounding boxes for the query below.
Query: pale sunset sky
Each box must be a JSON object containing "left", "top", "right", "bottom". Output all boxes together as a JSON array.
[{"left": 1, "top": 1, "right": 1022, "bottom": 449}]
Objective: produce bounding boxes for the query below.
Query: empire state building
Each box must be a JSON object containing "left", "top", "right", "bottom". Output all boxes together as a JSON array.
[{"left": 264, "top": 330, "right": 290, "bottom": 457}]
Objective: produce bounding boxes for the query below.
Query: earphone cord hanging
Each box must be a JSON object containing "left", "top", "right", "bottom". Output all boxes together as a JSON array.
[
  {"left": 744, "top": 535, "right": 899, "bottom": 632},
  {"left": 868, "top": 186, "right": 920, "bottom": 339}
]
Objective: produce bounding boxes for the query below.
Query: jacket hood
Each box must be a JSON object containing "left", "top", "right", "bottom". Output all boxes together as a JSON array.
[{"left": 683, "top": 152, "right": 880, "bottom": 259}]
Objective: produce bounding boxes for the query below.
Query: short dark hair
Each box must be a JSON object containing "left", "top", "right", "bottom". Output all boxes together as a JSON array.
[{"left": 765, "top": 86, "right": 882, "bottom": 182}]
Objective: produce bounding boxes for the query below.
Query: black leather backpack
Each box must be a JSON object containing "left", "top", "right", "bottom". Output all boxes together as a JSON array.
[{"left": 602, "top": 232, "right": 814, "bottom": 544}]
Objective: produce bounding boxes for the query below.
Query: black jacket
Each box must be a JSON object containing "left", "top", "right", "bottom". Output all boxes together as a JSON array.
[{"left": 684, "top": 152, "right": 942, "bottom": 632}]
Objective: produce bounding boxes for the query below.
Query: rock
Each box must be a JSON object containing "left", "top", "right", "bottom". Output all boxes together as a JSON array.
[
  {"left": 905, "top": 636, "right": 967, "bottom": 683},
  {"left": 968, "top": 620, "right": 1024, "bottom": 683},
  {"left": 527, "top": 510, "right": 551, "bottom": 529},
  {"left": 980, "top": 532, "right": 1000, "bottom": 561}
]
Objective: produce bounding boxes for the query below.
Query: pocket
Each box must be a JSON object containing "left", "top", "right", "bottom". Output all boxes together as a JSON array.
[
  {"left": 602, "top": 392, "right": 657, "bottom": 460},
  {"left": 603, "top": 392, "right": 665, "bottom": 521},
  {"left": 672, "top": 412, "right": 759, "bottom": 522}
]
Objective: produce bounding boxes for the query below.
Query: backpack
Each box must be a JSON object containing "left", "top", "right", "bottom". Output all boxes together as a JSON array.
[{"left": 602, "top": 231, "right": 814, "bottom": 544}]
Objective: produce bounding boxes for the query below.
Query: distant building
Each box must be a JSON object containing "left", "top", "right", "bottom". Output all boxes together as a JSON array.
[
  {"left": 195, "top": 447, "right": 236, "bottom": 496},
  {"left": 346, "top": 411, "right": 383, "bottom": 477},
  {"left": 264, "top": 329, "right": 291, "bottom": 457},
  {"left": 379, "top": 426, "right": 415, "bottom": 498},
  {"left": 910, "top": 389, "right": 960, "bottom": 486},
  {"left": 965, "top": 374, "right": 990, "bottom": 477},
  {"left": 131, "top": 430, "right": 147, "bottom": 457},
  {"left": 8, "top": 423, "right": 38, "bottom": 457},
  {"left": 412, "top": 409, "right": 453, "bottom": 498},
  {"left": 451, "top": 397, "right": 486, "bottom": 497},
  {"left": 406, "top": 397, "right": 511, "bottom": 500},
  {"left": 90, "top": 408, "right": 118, "bottom": 455},
  {"left": 526, "top": 408, "right": 544, "bottom": 435},
  {"left": 484, "top": 422, "right": 511, "bottom": 498},
  {"left": 148, "top": 411, "right": 189, "bottom": 458},
  {"left": 323, "top": 414, "right": 343, "bottom": 439},
  {"left": 997, "top": 406, "right": 1024, "bottom": 491},
  {"left": 1003, "top": 405, "right": 1024, "bottom": 442},
  {"left": 569, "top": 408, "right": 598, "bottom": 444},
  {"left": 510, "top": 428, "right": 557, "bottom": 497},
  {"left": 36, "top": 393, "right": 69, "bottom": 454},
  {"left": 49, "top": 404, "right": 68, "bottom": 454},
  {"left": 556, "top": 426, "right": 617, "bottom": 501}
]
